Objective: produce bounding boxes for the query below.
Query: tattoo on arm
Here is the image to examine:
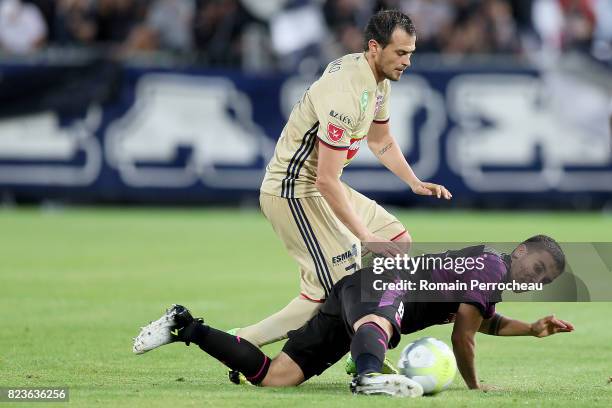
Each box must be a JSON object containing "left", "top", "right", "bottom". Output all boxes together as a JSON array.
[
  {"left": 488, "top": 313, "right": 504, "bottom": 335},
  {"left": 378, "top": 142, "right": 392, "bottom": 157}
]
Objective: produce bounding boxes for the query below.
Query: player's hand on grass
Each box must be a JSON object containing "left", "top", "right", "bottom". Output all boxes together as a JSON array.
[
  {"left": 410, "top": 181, "right": 452, "bottom": 200},
  {"left": 529, "top": 315, "right": 575, "bottom": 338},
  {"left": 478, "top": 383, "right": 501, "bottom": 392}
]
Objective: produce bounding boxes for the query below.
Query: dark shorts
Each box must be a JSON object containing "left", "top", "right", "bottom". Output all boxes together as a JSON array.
[{"left": 282, "top": 268, "right": 404, "bottom": 380}]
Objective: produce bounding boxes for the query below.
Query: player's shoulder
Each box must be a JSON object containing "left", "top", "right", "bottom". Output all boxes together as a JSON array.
[
  {"left": 380, "top": 78, "right": 391, "bottom": 93},
  {"left": 479, "top": 247, "right": 510, "bottom": 280},
  {"left": 482, "top": 246, "right": 506, "bottom": 264},
  {"left": 315, "top": 53, "right": 369, "bottom": 94},
  {"left": 448, "top": 245, "right": 508, "bottom": 279}
]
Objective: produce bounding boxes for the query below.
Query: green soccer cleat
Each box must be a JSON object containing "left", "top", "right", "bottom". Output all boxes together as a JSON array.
[
  {"left": 345, "top": 355, "right": 399, "bottom": 376},
  {"left": 350, "top": 373, "right": 423, "bottom": 397},
  {"left": 228, "top": 369, "right": 251, "bottom": 385}
]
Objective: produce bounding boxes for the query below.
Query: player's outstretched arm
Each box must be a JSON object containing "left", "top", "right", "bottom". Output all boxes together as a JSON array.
[
  {"left": 530, "top": 315, "right": 575, "bottom": 337},
  {"left": 367, "top": 121, "right": 451, "bottom": 199},
  {"left": 451, "top": 303, "right": 483, "bottom": 390},
  {"left": 478, "top": 313, "right": 575, "bottom": 337}
]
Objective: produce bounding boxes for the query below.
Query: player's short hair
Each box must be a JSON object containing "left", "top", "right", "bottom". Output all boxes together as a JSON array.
[
  {"left": 521, "top": 235, "right": 566, "bottom": 274},
  {"left": 363, "top": 10, "right": 416, "bottom": 51}
]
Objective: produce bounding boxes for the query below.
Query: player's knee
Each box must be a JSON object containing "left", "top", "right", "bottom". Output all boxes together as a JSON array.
[
  {"left": 234, "top": 329, "right": 263, "bottom": 348},
  {"left": 261, "top": 352, "right": 305, "bottom": 387},
  {"left": 353, "top": 314, "right": 393, "bottom": 339}
]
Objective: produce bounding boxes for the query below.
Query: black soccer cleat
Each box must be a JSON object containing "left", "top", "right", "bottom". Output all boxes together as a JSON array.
[{"left": 228, "top": 369, "right": 241, "bottom": 385}]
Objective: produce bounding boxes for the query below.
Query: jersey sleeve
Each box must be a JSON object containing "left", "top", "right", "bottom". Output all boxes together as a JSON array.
[
  {"left": 373, "top": 80, "right": 391, "bottom": 123},
  {"left": 310, "top": 87, "right": 358, "bottom": 150},
  {"left": 460, "top": 255, "right": 505, "bottom": 318},
  {"left": 463, "top": 301, "right": 496, "bottom": 319}
]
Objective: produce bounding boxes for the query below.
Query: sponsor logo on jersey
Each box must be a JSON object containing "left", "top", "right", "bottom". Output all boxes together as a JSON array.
[
  {"left": 332, "top": 244, "right": 358, "bottom": 265},
  {"left": 360, "top": 90, "right": 369, "bottom": 112},
  {"left": 329, "top": 110, "right": 353, "bottom": 126},
  {"left": 327, "top": 123, "right": 346, "bottom": 142},
  {"left": 374, "top": 93, "right": 384, "bottom": 116},
  {"left": 395, "top": 301, "right": 405, "bottom": 325},
  {"left": 328, "top": 58, "right": 343, "bottom": 73},
  {"left": 347, "top": 137, "right": 365, "bottom": 160}
]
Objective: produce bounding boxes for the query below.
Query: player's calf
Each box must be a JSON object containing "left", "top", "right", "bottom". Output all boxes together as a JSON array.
[
  {"left": 350, "top": 316, "right": 394, "bottom": 376},
  {"left": 350, "top": 321, "right": 389, "bottom": 375}
]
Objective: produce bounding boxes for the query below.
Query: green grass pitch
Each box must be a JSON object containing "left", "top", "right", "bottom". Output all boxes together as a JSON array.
[{"left": 1, "top": 208, "right": 611, "bottom": 407}]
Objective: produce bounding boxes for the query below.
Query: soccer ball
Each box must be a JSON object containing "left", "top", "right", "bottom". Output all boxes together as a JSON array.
[{"left": 397, "top": 337, "right": 457, "bottom": 394}]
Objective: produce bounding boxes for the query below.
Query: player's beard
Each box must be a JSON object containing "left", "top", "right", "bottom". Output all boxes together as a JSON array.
[
  {"left": 374, "top": 56, "right": 404, "bottom": 82},
  {"left": 381, "top": 65, "right": 404, "bottom": 82},
  {"left": 385, "top": 69, "right": 402, "bottom": 82}
]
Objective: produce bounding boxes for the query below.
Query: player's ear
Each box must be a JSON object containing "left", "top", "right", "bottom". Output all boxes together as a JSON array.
[
  {"left": 368, "top": 39, "right": 380, "bottom": 56},
  {"left": 512, "top": 244, "right": 527, "bottom": 260}
]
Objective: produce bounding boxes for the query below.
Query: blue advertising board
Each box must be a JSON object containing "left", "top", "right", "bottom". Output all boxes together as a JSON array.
[{"left": 0, "top": 59, "right": 610, "bottom": 207}]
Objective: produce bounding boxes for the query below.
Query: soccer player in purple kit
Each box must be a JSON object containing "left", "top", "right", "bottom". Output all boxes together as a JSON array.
[{"left": 133, "top": 235, "right": 574, "bottom": 396}]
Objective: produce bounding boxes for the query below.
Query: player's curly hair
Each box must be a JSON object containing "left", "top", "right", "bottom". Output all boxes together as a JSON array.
[
  {"left": 363, "top": 9, "right": 416, "bottom": 51},
  {"left": 521, "top": 235, "right": 566, "bottom": 274}
]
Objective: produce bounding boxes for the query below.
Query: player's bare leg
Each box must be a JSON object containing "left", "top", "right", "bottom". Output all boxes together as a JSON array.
[
  {"left": 260, "top": 352, "right": 305, "bottom": 387},
  {"left": 236, "top": 295, "right": 320, "bottom": 347}
]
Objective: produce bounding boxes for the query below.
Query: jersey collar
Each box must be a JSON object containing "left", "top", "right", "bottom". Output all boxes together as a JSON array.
[
  {"left": 357, "top": 52, "right": 378, "bottom": 91},
  {"left": 502, "top": 253, "right": 513, "bottom": 282}
]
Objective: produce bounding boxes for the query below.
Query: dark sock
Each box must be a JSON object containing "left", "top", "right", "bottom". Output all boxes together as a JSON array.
[
  {"left": 350, "top": 322, "right": 388, "bottom": 375},
  {"left": 184, "top": 322, "right": 271, "bottom": 385}
]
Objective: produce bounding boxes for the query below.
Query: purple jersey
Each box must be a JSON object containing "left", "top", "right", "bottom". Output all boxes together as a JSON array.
[{"left": 396, "top": 245, "right": 510, "bottom": 334}]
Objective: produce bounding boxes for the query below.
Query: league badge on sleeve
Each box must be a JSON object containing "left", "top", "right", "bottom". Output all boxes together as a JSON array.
[{"left": 327, "top": 123, "right": 346, "bottom": 142}]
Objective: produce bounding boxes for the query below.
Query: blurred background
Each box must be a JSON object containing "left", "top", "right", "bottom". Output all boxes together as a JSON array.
[
  {"left": 1, "top": 3, "right": 611, "bottom": 403},
  {"left": 0, "top": 0, "right": 611, "bottom": 209}
]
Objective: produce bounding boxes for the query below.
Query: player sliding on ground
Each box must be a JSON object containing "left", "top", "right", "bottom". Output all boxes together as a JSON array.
[
  {"left": 133, "top": 235, "right": 574, "bottom": 396},
  {"left": 239, "top": 9, "right": 451, "bottom": 354}
]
